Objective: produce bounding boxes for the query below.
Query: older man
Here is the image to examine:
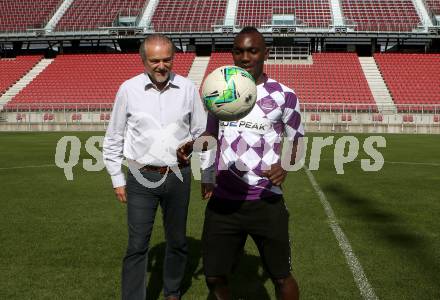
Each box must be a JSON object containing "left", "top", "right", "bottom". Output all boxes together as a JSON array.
[{"left": 103, "top": 34, "right": 206, "bottom": 300}]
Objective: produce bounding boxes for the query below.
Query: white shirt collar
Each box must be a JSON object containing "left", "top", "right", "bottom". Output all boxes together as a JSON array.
[{"left": 144, "top": 72, "right": 179, "bottom": 91}]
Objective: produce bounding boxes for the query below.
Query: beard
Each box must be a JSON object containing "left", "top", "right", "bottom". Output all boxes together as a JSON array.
[{"left": 147, "top": 70, "right": 170, "bottom": 85}]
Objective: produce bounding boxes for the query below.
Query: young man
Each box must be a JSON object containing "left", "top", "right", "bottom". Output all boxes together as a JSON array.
[
  {"left": 103, "top": 34, "right": 206, "bottom": 300},
  {"left": 200, "top": 27, "right": 303, "bottom": 300}
]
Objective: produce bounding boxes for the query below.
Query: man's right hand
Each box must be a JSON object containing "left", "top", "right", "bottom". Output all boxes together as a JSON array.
[
  {"left": 114, "top": 186, "right": 127, "bottom": 203},
  {"left": 201, "top": 183, "right": 214, "bottom": 200}
]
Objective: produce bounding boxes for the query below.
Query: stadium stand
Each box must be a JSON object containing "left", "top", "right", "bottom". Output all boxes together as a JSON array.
[
  {"left": 1, "top": 0, "right": 439, "bottom": 133},
  {"left": 424, "top": 0, "right": 440, "bottom": 15},
  {"left": 340, "top": 0, "right": 421, "bottom": 31},
  {"left": 150, "top": 0, "right": 228, "bottom": 32},
  {"left": 202, "top": 52, "right": 232, "bottom": 77},
  {"left": 5, "top": 53, "right": 195, "bottom": 109},
  {"left": 374, "top": 53, "right": 440, "bottom": 110},
  {"left": 203, "top": 52, "right": 375, "bottom": 111},
  {"left": 0, "top": 56, "right": 42, "bottom": 95},
  {"left": 56, "top": 0, "right": 146, "bottom": 31},
  {"left": 0, "top": 0, "right": 61, "bottom": 32},
  {"left": 280, "top": 53, "right": 376, "bottom": 110},
  {"left": 235, "top": 0, "right": 332, "bottom": 28}
]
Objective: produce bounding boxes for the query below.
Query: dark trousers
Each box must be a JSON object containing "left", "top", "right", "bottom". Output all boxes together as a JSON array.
[{"left": 122, "top": 166, "right": 191, "bottom": 300}]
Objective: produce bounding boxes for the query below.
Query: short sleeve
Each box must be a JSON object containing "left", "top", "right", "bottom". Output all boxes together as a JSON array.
[{"left": 282, "top": 92, "right": 304, "bottom": 141}]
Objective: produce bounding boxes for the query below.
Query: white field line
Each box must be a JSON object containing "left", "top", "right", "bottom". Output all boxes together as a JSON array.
[
  {"left": 383, "top": 160, "right": 440, "bottom": 167},
  {"left": 304, "top": 167, "right": 379, "bottom": 300},
  {"left": 0, "top": 164, "right": 56, "bottom": 170},
  {"left": 316, "top": 158, "right": 440, "bottom": 167}
]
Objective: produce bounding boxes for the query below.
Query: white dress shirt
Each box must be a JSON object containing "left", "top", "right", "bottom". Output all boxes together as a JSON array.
[{"left": 103, "top": 72, "right": 207, "bottom": 188}]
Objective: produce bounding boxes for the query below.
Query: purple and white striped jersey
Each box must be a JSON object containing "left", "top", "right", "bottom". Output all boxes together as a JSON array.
[{"left": 206, "top": 75, "right": 304, "bottom": 201}]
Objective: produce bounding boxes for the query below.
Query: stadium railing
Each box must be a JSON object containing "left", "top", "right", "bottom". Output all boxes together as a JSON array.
[
  {"left": 1, "top": 102, "right": 439, "bottom": 121},
  {"left": 268, "top": 46, "right": 310, "bottom": 60}
]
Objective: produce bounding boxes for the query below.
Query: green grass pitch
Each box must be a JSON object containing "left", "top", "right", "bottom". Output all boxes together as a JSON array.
[{"left": 0, "top": 132, "right": 439, "bottom": 299}]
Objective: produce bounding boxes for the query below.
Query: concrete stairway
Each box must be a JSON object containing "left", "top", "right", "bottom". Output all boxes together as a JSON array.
[
  {"left": 224, "top": 0, "right": 238, "bottom": 26},
  {"left": 329, "top": 0, "right": 344, "bottom": 26},
  {"left": 187, "top": 56, "right": 210, "bottom": 89},
  {"left": 358, "top": 56, "right": 396, "bottom": 113},
  {"left": 411, "top": 0, "right": 433, "bottom": 28},
  {"left": 138, "top": 0, "right": 160, "bottom": 28},
  {"left": 44, "top": 0, "right": 75, "bottom": 31},
  {"left": 0, "top": 59, "right": 54, "bottom": 109}
]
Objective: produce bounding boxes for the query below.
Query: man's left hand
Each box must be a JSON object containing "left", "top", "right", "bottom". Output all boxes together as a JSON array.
[
  {"left": 201, "top": 183, "right": 214, "bottom": 200},
  {"left": 261, "top": 163, "right": 287, "bottom": 186},
  {"left": 176, "top": 140, "right": 193, "bottom": 165}
]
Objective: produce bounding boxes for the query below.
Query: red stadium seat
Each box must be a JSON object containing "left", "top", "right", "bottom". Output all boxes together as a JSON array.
[
  {"left": 151, "top": 0, "right": 227, "bottom": 32},
  {"left": 0, "top": 56, "right": 42, "bottom": 95},
  {"left": 341, "top": 0, "right": 420, "bottom": 31},
  {"left": 236, "top": 0, "right": 332, "bottom": 28},
  {"left": 375, "top": 54, "right": 440, "bottom": 108},
  {"left": 425, "top": 1, "right": 440, "bottom": 15},
  {"left": 403, "top": 114, "right": 414, "bottom": 122},
  {"left": 0, "top": 2, "right": 60, "bottom": 32},
  {"left": 8, "top": 53, "right": 195, "bottom": 108},
  {"left": 373, "top": 114, "right": 383, "bottom": 122},
  {"left": 341, "top": 114, "right": 352, "bottom": 122},
  {"left": 310, "top": 113, "right": 321, "bottom": 121},
  {"left": 56, "top": 0, "right": 146, "bottom": 31},
  {"left": 72, "top": 114, "right": 82, "bottom": 121}
]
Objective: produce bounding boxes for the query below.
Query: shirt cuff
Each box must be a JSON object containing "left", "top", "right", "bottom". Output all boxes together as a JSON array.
[
  {"left": 200, "top": 148, "right": 216, "bottom": 169},
  {"left": 111, "top": 173, "right": 126, "bottom": 188}
]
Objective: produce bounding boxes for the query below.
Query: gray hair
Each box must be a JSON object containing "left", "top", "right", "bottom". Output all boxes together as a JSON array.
[{"left": 139, "top": 34, "right": 175, "bottom": 63}]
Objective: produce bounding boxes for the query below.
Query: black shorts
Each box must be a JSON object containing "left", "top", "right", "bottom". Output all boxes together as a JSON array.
[{"left": 202, "top": 195, "right": 292, "bottom": 279}]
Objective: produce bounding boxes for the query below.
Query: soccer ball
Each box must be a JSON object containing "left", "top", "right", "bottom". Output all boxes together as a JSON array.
[{"left": 202, "top": 66, "right": 257, "bottom": 121}]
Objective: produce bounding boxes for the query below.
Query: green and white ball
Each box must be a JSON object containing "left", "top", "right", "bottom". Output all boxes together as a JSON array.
[{"left": 202, "top": 66, "right": 257, "bottom": 121}]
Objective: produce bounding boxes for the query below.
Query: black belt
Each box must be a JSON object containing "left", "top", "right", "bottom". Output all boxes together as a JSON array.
[{"left": 140, "top": 163, "right": 187, "bottom": 175}]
